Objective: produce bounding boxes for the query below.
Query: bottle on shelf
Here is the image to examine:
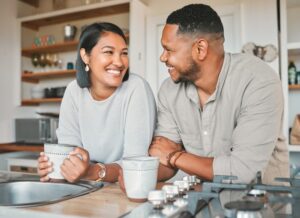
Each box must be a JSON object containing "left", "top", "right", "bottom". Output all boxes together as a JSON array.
[
  {"left": 288, "top": 61, "right": 297, "bottom": 85},
  {"left": 297, "top": 71, "right": 300, "bottom": 85}
]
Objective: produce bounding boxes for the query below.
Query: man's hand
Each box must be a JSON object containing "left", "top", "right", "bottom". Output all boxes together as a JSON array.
[
  {"left": 149, "top": 136, "right": 183, "bottom": 166},
  {"left": 60, "top": 147, "right": 90, "bottom": 183}
]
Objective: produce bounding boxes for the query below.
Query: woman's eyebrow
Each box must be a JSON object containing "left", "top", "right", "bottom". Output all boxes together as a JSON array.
[{"left": 101, "top": 46, "right": 114, "bottom": 49}]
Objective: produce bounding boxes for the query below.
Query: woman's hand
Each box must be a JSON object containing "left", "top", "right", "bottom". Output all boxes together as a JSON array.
[
  {"left": 60, "top": 147, "right": 90, "bottom": 183},
  {"left": 37, "top": 152, "right": 52, "bottom": 182},
  {"left": 118, "top": 169, "right": 126, "bottom": 194}
]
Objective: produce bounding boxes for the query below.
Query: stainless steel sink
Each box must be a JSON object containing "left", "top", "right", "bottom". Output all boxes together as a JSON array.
[{"left": 0, "top": 172, "right": 103, "bottom": 207}]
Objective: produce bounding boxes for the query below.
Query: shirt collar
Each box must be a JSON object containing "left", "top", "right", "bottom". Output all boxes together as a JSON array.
[{"left": 185, "top": 53, "right": 231, "bottom": 104}]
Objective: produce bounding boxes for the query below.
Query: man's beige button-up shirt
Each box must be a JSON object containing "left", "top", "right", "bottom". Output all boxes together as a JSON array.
[{"left": 155, "top": 53, "right": 289, "bottom": 184}]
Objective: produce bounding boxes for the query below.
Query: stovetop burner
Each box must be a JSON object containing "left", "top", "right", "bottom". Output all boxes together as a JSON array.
[
  {"left": 224, "top": 200, "right": 264, "bottom": 211},
  {"left": 121, "top": 172, "right": 300, "bottom": 218},
  {"left": 247, "top": 189, "right": 267, "bottom": 197},
  {"left": 224, "top": 200, "right": 264, "bottom": 218}
]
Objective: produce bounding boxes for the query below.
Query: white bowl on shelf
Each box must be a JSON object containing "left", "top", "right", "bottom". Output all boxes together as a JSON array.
[{"left": 30, "top": 87, "right": 44, "bottom": 99}]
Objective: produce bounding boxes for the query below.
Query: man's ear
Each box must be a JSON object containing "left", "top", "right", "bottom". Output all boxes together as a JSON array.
[
  {"left": 193, "top": 38, "right": 208, "bottom": 61},
  {"left": 80, "top": 48, "right": 89, "bottom": 64}
]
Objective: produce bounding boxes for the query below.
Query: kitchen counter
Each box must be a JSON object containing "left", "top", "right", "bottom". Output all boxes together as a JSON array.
[
  {"left": 0, "top": 183, "right": 140, "bottom": 218},
  {"left": 28, "top": 183, "right": 139, "bottom": 217}
]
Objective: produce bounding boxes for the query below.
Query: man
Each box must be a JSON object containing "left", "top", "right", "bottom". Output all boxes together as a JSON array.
[{"left": 149, "top": 4, "right": 289, "bottom": 184}]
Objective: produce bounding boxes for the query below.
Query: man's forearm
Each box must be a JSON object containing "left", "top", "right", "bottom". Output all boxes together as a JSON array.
[
  {"left": 173, "top": 152, "right": 214, "bottom": 181},
  {"left": 157, "top": 163, "right": 177, "bottom": 182}
]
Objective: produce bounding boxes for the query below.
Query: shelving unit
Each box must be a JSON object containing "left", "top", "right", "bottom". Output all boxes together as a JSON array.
[
  {"left": 289, "top": 145, "right": 300, "bottom": 152},
  {"left": 280, "top": 0, "right": 300, "bottom": 158},
  {"left": 289, "top": 84, "right": 300, "bottom": 90},
  {"left": 0, "top": 143, "right": 43, "bottom": 152},
  {"left": 21, "top": 41, "right": 78, "bottom": 57},
  {"left": 19, "top": 0, "right": 39, "bottom": 8},
  {"left": 18, "top": 0, "right": 145, "bottom": 107},
  {"left": 20, "top": 41, "right": 77, "bottom": 104},
  {"left": 21, "top": 98, "right": 62, "bottom": 106},
  {"left": 21, "top": 2, "right": 129, "bottom": 30},
  {"left": 287, "top": 42, "right": 300, "bottom": 55},
  {"left": 22, "top": 69, "right": 76, "bottom": 83}
]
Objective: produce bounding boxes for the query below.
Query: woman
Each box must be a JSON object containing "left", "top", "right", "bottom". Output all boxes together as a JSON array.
[{"left": 38, "top": 22, "right": 156, "bottom": 183}]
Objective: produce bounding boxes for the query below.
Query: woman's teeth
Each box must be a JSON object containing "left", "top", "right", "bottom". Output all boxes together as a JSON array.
[{"left": 107, "top": 69, "right": 121, "bottom": 75}]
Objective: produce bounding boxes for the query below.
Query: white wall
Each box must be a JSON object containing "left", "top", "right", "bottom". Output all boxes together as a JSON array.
[
  {"left": 144, "top": 0, "right": 279, "bottom": 72},
  {"left": 0, "top": 0, "right": 19, "bottom": 142},
  {"left": 144, "top": 0, "right": 238, "bottom": 15},
  {"left": 240, "top": 0, "right": 279, "bottom": 73},
  {"left": 0, "top": 0, "right": 36, "bottom": 143}
]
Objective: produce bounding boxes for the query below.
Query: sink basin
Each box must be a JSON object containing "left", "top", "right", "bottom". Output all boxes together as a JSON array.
[{"left": 0, "top": 180, "right": 103, "bottom": 207}]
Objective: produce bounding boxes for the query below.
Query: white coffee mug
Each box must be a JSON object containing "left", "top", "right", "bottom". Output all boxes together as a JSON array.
[
  {"left": 122, "top": 156, "right": 159, "bottom": 202},
  {"left": 44, "top": 143, "right": 77, "bottom": 179}
]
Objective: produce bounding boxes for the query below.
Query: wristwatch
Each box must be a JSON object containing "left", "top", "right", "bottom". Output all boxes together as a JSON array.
[{"left": 95, "top": 162, "right": 106, "bottom": 182}]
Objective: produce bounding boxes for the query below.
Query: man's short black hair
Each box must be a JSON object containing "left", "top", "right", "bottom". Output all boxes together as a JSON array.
[{"left": 166, "top": 4, "right": 224, "bottom": 38}]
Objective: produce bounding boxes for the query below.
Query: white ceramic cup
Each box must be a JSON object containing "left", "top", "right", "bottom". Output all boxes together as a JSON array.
[
  {"left": 44, "top": 143, "right": 77, "bottom": 179},
  {"left": 122, "top": 156, "right": 159, "bottom": 202}
]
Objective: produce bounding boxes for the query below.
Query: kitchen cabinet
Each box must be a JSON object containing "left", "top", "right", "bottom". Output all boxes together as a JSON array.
[
  {"left": 279, "top": 0, "right": 300, "bottom": 152},
  {"left": 18, "top": 0, "right": 146, "bottom": 106}
]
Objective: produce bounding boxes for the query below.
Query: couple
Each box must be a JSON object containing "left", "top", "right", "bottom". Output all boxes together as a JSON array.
[{"left": 38, "top": 4, "right": 289, "bottom": 187}]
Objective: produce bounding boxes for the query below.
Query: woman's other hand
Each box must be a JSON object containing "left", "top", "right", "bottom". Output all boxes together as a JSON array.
[
  {"left": 61, "top": 147, "right": 90, "bottom": 183},
  {"left": 37, "top": 152, "right": 52, "bottom": 182}
]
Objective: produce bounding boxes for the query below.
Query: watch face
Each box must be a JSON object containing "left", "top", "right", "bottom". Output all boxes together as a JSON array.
[
  {"left": 99, "top": 169, "right": 105, "bottom": 178},
  {"left": 98, "top": 163, "right": 106, "bottom": 179}
]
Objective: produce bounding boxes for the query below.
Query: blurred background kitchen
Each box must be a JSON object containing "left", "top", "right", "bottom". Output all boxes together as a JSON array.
[{"left": 0, "top": 0, "right": 299, "bottom": 177}]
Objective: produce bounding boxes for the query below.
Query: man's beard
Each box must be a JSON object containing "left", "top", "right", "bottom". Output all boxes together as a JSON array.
[{"left": 173, "top": 59, "right": 200, "bottom": 84}]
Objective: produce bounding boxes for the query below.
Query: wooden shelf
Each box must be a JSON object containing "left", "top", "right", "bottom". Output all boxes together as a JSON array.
[
  {"left": 289, "top": 84, "right": 300, "bottom": 90},
  {"left": 19, "top": 0, "right": 39, "bottom": 8},
  {"left": 287, "top": 42, "right": 300, "bottom": 50},
  {"left": 287, "top": 42, "right": 300, "bottom": 56},
  {"left": 22, "top": 41, "right": 78, "bottom": 57},
  {"left": 22, "top": 98, "right": 62, "bottom": 106},
  {"left": 289, "top": 145, "right": 300, "bottom": 152},
  {"left": 20, "top": 1, "right": 130, "bottom": 30},
  {"left": 0, "top": 143, "right": 43, "bottom": 152},
  {"left": 22, "top": 69, "right": 76, "bottom": 83}
]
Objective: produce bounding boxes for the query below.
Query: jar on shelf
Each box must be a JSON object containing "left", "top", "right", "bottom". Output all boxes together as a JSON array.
[{"left": 288, "top": 61, "right": 297, "bottom": 85}]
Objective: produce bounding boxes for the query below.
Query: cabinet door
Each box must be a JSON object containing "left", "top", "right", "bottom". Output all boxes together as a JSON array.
[
  {"left": 146, "top": 4, "right": 241, "bottom": 95},
  {"left": 129, "top": 0, "right": 146, "bottom": 77}
]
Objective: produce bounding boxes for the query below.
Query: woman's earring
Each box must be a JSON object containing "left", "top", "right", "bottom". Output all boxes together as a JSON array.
[{"left": 85, "top": 65, "right": 89, "bottom": 72}]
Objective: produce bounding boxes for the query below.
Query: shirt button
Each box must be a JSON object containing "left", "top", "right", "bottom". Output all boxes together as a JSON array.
[{"left": 203, "top": 131, "right": 208, "bottom": 135}]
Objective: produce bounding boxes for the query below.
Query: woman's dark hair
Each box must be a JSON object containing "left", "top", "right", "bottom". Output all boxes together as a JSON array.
[
  {"left": 76, "top": 22, "right": 129, "bottom": 88},
  {"left": 166, "top": 4, "right": 224, "bottom": 39}
]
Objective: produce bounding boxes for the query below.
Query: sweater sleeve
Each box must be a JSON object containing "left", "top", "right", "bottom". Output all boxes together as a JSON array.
[
  {"left": 121, "top": 79, "right": 156, "bottom": 160},
  {"left": 56, "top": 81, "right": 82, "bottom": 147}
]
